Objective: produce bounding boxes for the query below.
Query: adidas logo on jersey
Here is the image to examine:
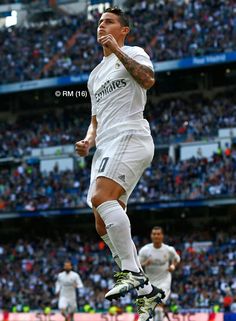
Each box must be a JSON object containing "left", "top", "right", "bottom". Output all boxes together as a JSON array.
[{"left": 118, "top": 175, "right": 126, "bottom": 182}]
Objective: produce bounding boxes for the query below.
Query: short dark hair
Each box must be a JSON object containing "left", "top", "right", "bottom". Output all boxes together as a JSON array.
[
  {"left": 64, "top": 260, "right": 72, "bottom": 264},
  {"left": 104, "top": 7, "right": 130, "bottom": 28},
  {"left": 152, "top": 226, "right": 164, "bottom": 233}
]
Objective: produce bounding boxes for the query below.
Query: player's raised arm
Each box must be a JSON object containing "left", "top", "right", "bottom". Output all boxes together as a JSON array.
[
  {"left": 98, "top": 34, "right": 155, "bottom": 89},
  {"left": 75, "top": 115, "right": 97, "bottom": 157},
  {"left": 114, "top": 47, "right": 155, "bottom": 90}
]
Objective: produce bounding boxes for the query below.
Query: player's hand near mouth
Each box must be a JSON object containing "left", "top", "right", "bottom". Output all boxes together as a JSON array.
[{"left": 98, "top": 34, "right": 120, "bottom": 52}]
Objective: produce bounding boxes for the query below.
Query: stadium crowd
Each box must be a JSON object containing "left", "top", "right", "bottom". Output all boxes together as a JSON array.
[
  {"left": 148, "top": 93, "right": 236, "bottom": 145},
  {"left": 0, "top": 106, "right": 89, "bottom": 159},
  {"left": 0, "top": 146, "right": 235, "bottom": 212},
  {"left": 0, "top": 90, "right": 235, "bottom": 211},
  {"left": 0, "top": 230, "right": 236, "bottom": 312},
  {"left": 0, "top": 0, "right": 236, "bottom": 84},
  {"left": 1, "top": 92, "right": 236, "bottom": 158}
]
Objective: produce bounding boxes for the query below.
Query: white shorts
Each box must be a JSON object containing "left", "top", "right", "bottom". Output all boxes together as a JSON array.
[
  {"left": 58, "top": 297, "right": 77, "bottom": 313},
  {"left": 87, "top": 132, "right": 154, "bottom": 207}
]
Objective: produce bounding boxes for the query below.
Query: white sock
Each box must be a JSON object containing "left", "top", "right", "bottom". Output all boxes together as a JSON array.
[
  {"left": 101, "top": 234, "right": 121, "bottom": 269},
  {"left": 132, "top": 241, "right": 153, "bottom": 295},
  {"left": 97, "top": 200, "right": 139, "bottom": 273}
]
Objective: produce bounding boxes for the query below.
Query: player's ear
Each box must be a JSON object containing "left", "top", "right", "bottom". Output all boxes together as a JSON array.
[{"left": 121, "top": 26, "right": 130, "bottom": 36}]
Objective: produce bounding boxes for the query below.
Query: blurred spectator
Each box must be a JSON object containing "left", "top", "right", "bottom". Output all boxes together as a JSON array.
[
  {"left": 231, "top": 296, "right": 236, "bottom": 313},
  {"left": 224, "top": 143, "right": 232, "bottom": 158},
  {"left": 224, "top": 291, "right": 233, "bottom": 312}
]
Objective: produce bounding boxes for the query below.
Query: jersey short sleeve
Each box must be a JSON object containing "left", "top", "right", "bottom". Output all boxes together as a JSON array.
[
  {"left": 88, "top": 80, "right": 97, "bottom": 116},
  {"left": 169, "top": 246, "right": 181, "bottom": 263},
  {"left": 126, "top": 46, "right": 154, "bottom": 71}
]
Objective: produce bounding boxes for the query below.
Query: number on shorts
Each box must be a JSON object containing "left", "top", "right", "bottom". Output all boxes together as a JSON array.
[{"left": 98, "top": 157, "right": 109, "bottom": 173}]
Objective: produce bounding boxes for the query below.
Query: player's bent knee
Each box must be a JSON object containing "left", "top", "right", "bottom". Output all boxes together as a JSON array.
[
  {"left": 91, "top": 194, "right": 102, "bottom": 208},
  {"left": 92, "top": 177, "right": 125, "bottom": 208},
  {"left": 91, "top": 193, "right": 115, "bottom": 208}
]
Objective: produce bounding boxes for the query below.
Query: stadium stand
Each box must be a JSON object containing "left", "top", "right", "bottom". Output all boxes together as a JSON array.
[
  {"left": 0, "top": 107, "right": 89, "bottom": 158},
  {"left": 0, "top": 0, "right": 235, "bottom": 84}
]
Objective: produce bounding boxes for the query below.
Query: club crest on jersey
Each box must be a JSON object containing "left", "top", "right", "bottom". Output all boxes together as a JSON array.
[
  {"left": 95, "top": 78, "right": 127, "bottom": 103},
  {"left": 115, "top": 61, "right": 121, "bottom": 69}
]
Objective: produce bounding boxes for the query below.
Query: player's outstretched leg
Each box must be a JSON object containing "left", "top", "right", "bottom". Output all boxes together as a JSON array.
[
  {"left": 95, "top": 200, "right": 149, "bottom": 300},
  {"left": 92, "top": 178, "right": 157, "bottom": 301},
  {"left": 135, "top": 286, "right": 165, "bottom": 321}
]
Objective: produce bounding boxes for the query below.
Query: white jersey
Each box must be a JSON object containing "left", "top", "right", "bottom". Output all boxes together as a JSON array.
[
  {"left": 139, "top": 243, "right": 180, "bottom": 288},
  {"left": 87, "top": 45, "right": 154, "bottom": 147},
  {"left": 55, "top": 271, "right": 83, "bottom": 300}
]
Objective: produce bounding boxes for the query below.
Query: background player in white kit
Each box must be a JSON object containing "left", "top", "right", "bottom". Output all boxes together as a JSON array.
[
  {"left": 75, "top": 7, "right": 164, "bottom": 321},
  {"left": 55, "top": 260, "right": 83, "bottom": 321},
  {"left": 139, "top": 227, "right": 181, "bottom": 321}
]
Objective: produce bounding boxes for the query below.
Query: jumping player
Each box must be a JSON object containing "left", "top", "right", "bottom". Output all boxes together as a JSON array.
[
  {"left": 139, "top": 227, "right": 180, "bottom": 321},
  {"left": 75, "top": 7, "right": 165, "bottom": 320},
  {"left": 55, "top": 260, "right": 83, "bottom": 321}
]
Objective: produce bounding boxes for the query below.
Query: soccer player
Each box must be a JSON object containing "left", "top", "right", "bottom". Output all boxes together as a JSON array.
[
  {"left": 55, "top": 260, "right": 83, "bottom": 321},
  {"left": 75, "top": 7, "right": 165, "bottom": 321},
  {"left": 139, "top": 227, "right": 181, "bottom": 321}
]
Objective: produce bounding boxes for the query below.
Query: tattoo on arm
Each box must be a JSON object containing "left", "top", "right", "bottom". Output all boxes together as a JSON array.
[{"left": 115, "top": 50, "right": 155, "bottom": 89}]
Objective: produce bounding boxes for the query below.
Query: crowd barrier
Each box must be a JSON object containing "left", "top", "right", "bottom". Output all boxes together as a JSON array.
[{"left": 0, "top": 312, "right": 229, "bottom": 321}]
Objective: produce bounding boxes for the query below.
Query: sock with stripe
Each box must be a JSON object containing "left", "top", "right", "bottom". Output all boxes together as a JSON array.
[
  {"left": 97, "top": 200, "right": 139, "bottom": 273},
  {"left": 101, "top": 233, "right": 121, "bottom": 269}
]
